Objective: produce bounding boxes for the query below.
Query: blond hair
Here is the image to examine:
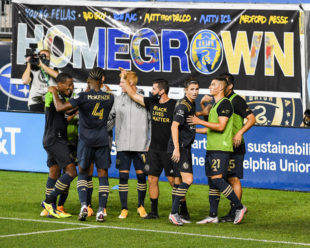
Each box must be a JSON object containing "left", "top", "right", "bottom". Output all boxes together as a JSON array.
[{"left": 120, "top": 71, "right": 138, "bottom": 85}]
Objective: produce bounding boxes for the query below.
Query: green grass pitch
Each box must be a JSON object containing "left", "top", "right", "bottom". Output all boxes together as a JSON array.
[{"left": 1, "top": 171, "right": 310, "bottom": 247}]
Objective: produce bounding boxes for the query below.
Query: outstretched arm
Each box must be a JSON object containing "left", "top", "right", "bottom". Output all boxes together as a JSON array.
[
  {"left": 187, "top": 115, "right": 229, "bottom": 132},
  {"left": 123, "top": 81, "right": 145, "bottom": 107},
  {"left": 119, "top": 67, "right": 145, "bottom": 107}
]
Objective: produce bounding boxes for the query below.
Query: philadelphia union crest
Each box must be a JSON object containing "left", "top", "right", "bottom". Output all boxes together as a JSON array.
[{"left": 190, "top": 30, "right": 223, "bottom": 74}]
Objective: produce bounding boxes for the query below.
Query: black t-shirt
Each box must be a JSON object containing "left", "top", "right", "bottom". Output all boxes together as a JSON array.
[
  {"left": 144, "top": 96, "right": 177, "bottom": 151},
  {"left": 227, "top": 91, "right": 253, "bottom": 154},
  {"left": 167, "top": 96, "right": 196, "bottom": 153},
  {"left": 216, "top": 98, "right": 233, "bottom": 118},
  {"left": 69, "top": 89, "right": 114, "bottom": 147},
  {"left": 43, "top": 92, "right": 68, "bottom": 147}
]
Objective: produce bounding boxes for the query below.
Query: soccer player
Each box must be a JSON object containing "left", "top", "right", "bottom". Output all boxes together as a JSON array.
[
  {"left": 219, "top": 73, "right": 255, "bottom": 222},
  {"left": 122, "top": 78, "right": 176, "bottom": 219},
  {"left": 47, "top": 67, "right": 114, "bottom": 222},
  {"left": 187, "top": 76, "right": 247, "bottom": 225},
  {"left": 108, "top": 68, "right": 150, "bottom": 219},
  {"left": 168, "top": 79, "right": 199, "bottom": 226},
  {"left": 85, "top": 81, "right": 112, "bottom": 218},
  {"left": 41, "top": 73, "right": 77, "bottom": 218}
]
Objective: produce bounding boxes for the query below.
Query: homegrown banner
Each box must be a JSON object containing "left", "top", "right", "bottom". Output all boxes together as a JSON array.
[{"left": 11, "top": 1, "right": 302, "bottom": 95}]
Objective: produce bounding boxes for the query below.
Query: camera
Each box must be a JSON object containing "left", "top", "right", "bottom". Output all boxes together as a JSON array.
[{"left": 25, "top": 43, "right": 46, "bottom": 66}]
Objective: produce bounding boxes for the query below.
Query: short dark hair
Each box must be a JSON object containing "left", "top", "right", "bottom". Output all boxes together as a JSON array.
[
  {"left": 184, "top": 78, "right": 199, "bottom": 89},
  {"left": 220, "top": 72, "right": 234, "bottom": 85},
  {"left": 213, "top": 76, "right": 228, "bottom": 88},
  {"left": 153, "top": 79, "right": 169, "bottom": 94},
  {"left": 88, "top": 67, "right": 105, "bottom": 82},
  {"left": 56, "top": 72, "right": 72, "bottom": 84}
]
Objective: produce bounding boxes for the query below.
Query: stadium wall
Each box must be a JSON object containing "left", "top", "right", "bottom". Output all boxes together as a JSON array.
[{"left": 1, "top": 110, "right": 310, "bottom": 192}]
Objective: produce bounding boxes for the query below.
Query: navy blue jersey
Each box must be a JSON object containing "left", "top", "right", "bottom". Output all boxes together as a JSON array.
[
  {"left": 69, "top": 89, "right": 114, "bottom": 147},
  {"left": 167, "top": 96, "right": 196, "bottom": 153}
]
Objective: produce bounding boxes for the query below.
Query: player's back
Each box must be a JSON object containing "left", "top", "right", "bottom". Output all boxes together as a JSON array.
[{"left": 70, "top": 89, "right": 114, "bottom": 147}]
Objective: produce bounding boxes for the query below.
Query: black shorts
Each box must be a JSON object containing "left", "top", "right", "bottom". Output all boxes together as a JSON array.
[
  {"left": 205, "top": 151, "right": 231, "bottom": 177},
  {"left": 45, "top": 140, "right": 72, "bottom": 170},
  {"left": 226, "top": 153, "right": 244, "bottom": 179},
  {"left": 145, "top": 149, "right": 174, "bottom": 177},
  {"left": 170, "top": 147, "right": 193, "bottom": 177},
  {"left": 116, "top": 151, "right": 146, "bottom": 171},
  {"left": 77, "top": 138, "right": 111, "bottom": 170}
]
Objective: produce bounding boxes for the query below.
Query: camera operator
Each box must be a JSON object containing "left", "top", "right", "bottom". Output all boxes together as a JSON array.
[
  {"left": 22, "top": 49, "right": 59, "bottom": 112},
  {"left": 302, "top": 109, "right": 310, "bottom": 127}
]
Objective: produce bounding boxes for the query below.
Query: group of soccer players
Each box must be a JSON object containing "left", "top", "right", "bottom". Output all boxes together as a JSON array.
[{"left": 40, "top": 67, "right": 255, "bottom": 225}]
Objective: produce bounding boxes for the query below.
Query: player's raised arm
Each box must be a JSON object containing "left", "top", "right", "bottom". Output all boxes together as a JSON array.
[{"left": 120, "top": 67, "right": 145, "bottom": 107}]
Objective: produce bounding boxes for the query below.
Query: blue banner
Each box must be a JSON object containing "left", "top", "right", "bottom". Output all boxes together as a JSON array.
[{"left": 1, "top": 111, "right": 310, "bottom": 191}]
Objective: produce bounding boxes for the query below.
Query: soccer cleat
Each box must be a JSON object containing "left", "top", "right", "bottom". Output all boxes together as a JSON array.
[
  {"left": 78, "top": 206, "right": 88, "bottom": 221},
  {"left": 41, "top": 201, "right": 60, "bottom": 218},
  {"left": 219, "top": 214, "right": 235, "bottom": 223},
  {"left": 96, "top": 211, "right": 105, "bottom": 222},
  {"left": 119, "top": 209, "right": 128, "bottom": 219},
  {"left": 137, "top": 206, "right": 147, "bottom": 218},
  {"left": 180, "top": 214, "right": 191, "bottom": 224},
  {"left": 169, "top": 213, "right": 183, "bottom": 226},
  {"left": 56, "top": 210, "right": 71, "bottom": 218},
  {"left": 144, "top": 212, "right": 159, "bottom": 219},
  {"left": 57, "top": 206, "right": 72, "bottom": 217},
  {"left": 40, "top": 209, "right": 49, "bottom": 217},
  {"left": 234, "top": 205, "right": 247, "bottom": 224},
  {"left": 196, "top": 216, "right": 219, "bottom": 224},
  {"left": 87, "top": 205, "right": 94, "bottom": 217},
  {"left": 103, "top": 208, "right": 107, "bottom": 217}
]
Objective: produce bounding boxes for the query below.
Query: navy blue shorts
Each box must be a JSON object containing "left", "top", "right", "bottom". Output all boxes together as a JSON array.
[
  {"left": 145, "top": 149, "right": 174, "bottom": 177},
  {"left": 77, "top": 138, "right": 111, "bottom": 170},
  {"left": 226, "top": 153, "right": 244, "bottom": 179},
  {"left": 45, "top": 140, "right": 72, "bottom": 170},
  {"left": 205, "top": 151, "right": 231, "bottom": 177},
  {"left": 116, "top": 151, "right": 146, "bottom": 171},
  {"left": 170, "top": 147, "right": 193, "bottom": 177}
]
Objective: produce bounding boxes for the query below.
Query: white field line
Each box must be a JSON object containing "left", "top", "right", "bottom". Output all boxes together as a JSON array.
[
  {"left": 0, "top": 216, "right": 310, "bottom": 247},
  {"left": 0, "top": 226, "right": 97, "bottom": 238}
]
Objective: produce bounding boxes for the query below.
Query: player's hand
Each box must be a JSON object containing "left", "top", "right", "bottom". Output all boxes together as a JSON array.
[
  {"left": 187, "top": 115, "right": 200, "bottom": 125},
  {"left": 48, "top": 86, "right": 58, "bottom": 94},
  {"left": 119, "top": 67, "right": 127, "bottom": 78},
  {"left": 200, "top": 95, "right": 213, "bottom": 104},
  {"left": 233, "top": 132, "right": 243, "bottom": 148},
  {"left": 104, "top": 84, "right": 111, "bottom": 92},
  {"left": 171, "top": 148, "right": 180, "bottom": 163}
]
